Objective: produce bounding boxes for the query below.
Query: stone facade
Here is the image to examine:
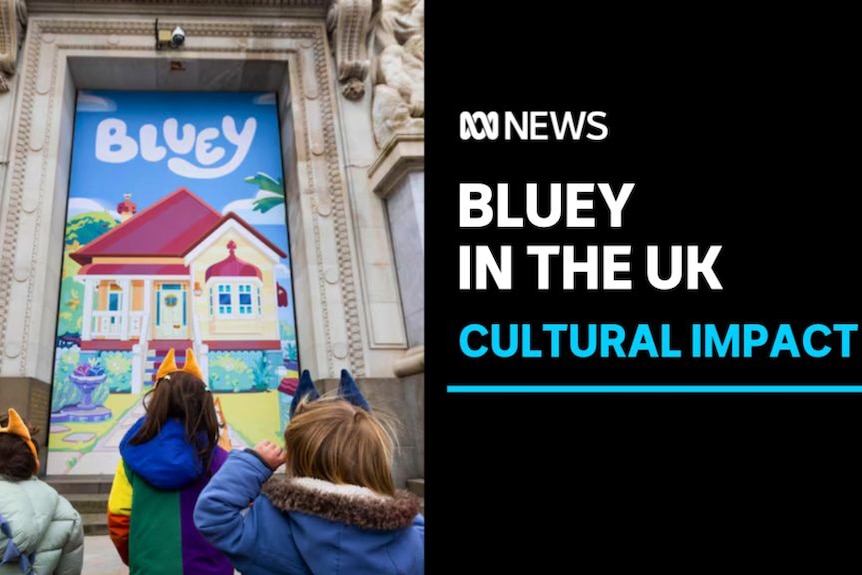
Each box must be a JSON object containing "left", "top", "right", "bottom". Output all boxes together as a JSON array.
[{"left": 0, "top": 0, "right": 424, "bottom": 482}]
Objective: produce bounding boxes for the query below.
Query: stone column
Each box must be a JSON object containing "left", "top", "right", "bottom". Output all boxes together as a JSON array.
[
  {"left": 1, "top": 0, "right": 27, "bottom": 224},
  {"left": 327, "top": 0, "right": 424, "bottom": 482},
  {"left": 0, "top": 2, "right": 44, "bottom": 464},
  {"left": 0, "top": 0, "right": 38, "bottom": 437},
  {"left": 369, "top": 134, "right": 423, "bottom": 352},
  {"left": 328, "top": 0, "right": 410, "bottom": 378},
  {"left": 365, "top": 0, "right": 424, "bottom": 482},
  {"left": 0, "top": 82, "right": 15, "bottom": 238},
  {"left": 0, "top": 0, "right": 27, "bottom": 94},
  {"left": 368, "top": 0, "right": 424, "bottom": 374}
]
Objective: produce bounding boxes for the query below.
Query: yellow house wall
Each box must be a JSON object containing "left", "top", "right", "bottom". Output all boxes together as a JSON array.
[{"left": 192, "top": 229, "right": 281, "bottom": 341}]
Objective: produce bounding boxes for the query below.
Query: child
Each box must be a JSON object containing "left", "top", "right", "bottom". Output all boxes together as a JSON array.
[
  {"left": 193, "top": 369, "right": 425, "bottom": 575},
  {"left": 1, "top": 408, "right": 84, "bottom": 574},
  {"left": 107, "top": 349, "right": 233, "bottom": 575}
]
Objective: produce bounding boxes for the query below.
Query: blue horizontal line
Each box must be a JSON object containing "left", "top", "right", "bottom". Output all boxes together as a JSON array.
[{"left": 447, "top": 385, "right": 862, "bottom": 393}]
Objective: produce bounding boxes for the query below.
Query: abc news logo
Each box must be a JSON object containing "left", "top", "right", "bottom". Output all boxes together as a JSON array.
[{"left": 459, "top": 111, "right": 608, "bottom": 141}]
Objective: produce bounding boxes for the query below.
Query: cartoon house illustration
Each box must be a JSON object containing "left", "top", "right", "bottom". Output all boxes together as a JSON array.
[{"left": 70, "top": 187, "right": 288, "bottom": 391}]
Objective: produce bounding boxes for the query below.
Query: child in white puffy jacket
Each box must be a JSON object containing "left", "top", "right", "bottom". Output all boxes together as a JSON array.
[{"left": 0, "top": 408, "right": 84, "bottom": 575}]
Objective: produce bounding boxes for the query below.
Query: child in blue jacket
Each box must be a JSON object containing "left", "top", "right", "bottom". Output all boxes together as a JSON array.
[{"left": 193, "top": 369, "right": 424, "bottom": 575}]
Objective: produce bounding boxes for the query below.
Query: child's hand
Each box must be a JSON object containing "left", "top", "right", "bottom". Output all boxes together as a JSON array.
[{"left": 254, "top": 440, "right": 287, "bottom": 471}]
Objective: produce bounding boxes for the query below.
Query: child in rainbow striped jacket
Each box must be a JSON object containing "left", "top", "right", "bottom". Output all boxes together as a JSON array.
[{"left": 107, "top": 349, "right": 232, "bottom": 575}]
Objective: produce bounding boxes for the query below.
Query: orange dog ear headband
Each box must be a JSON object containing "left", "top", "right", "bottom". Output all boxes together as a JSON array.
[
  {"left": 155, "top": 348, "right": 204, "bottom": 382},
  {"left": 0, "top": 408, "right": 39, "bottom": 474}
]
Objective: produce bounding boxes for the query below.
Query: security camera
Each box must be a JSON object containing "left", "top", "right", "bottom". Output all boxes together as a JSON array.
[
  {"left": 155, "top": 19, "right": 187, "bottom": 50},
  {"left": 171, "top": 26, "right": 185, "bottom": 48}
]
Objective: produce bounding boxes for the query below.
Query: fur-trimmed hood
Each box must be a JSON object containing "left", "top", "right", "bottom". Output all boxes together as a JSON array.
[
  {"left": 193, "top": 449, "right": 424, "bottom": 574},
  {"left": 261, "top": 476, "right": 420, "bottom": 531}
]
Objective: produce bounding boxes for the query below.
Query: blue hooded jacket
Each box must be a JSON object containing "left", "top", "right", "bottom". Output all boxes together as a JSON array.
[
  {"left": 119, "top": 417, "right": 211, "bottom": 489},
  {"left": 193, "top": 449, "right": 424, "bottom": 575}
]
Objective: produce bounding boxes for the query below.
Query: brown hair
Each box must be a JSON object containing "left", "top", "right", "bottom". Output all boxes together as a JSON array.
[
  {"left": 284, "top": 397, "right": 397, "bottom": 495},
  {"left": 0, "top": 414, "right": 39, "bottom": 480},
  {"left": 129, "top": 371, "right": 219, "bottom": 471}
]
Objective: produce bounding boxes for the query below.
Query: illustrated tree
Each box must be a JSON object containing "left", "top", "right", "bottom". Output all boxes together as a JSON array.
[{"left": 245, "top": 172, "right": 285, "bottom": 213}]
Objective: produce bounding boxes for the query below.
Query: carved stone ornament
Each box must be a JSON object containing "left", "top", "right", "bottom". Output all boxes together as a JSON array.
[
  {"left": 27, "top": 0, "right": 326, "bottom": 12},
  {"left": 0, "top": 0, "right": 27, "bottom": 92},
  {"left": 327, "top": 0, "right": 376, "bottom": 100},
  {"left": 371, "top": 0, "right": 423, "bottom": 147}
]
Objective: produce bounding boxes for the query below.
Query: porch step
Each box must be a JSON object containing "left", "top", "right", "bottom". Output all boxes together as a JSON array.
[
  {"left": 46, "top": 474, "right": 114, "bottom": 495},
  {"left": 146, "top": 341, "right": 193, "bottom": 380},
  {"left": 146, "top": 339, "right": 195, "bottom": 352},
  {"left": 45, "top": 475, "right": 114, "bottom": 536},
  {"left": 81, "top": 513, "right": 109, "bottom": 536},
  {"left": 66, "top": 492, "right": 110, "bottom": 514}
]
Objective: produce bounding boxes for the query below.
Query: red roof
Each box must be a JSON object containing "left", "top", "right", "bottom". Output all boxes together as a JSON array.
[
  {"left": 185, "top": 212, "right": 287, "bottom": 259},
  {"left": 206, "top": 240, "right": 262, "bottom": 280},
  {"left": 70, "top": 188, "right": 287, "bottom": 265},
  {"left": 79, "top": 263, "right": 190, "bottom": 276}
]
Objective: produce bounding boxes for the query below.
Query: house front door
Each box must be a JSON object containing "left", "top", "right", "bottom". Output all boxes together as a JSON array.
[{"left": 155, "top": 283, "right": 187, "bottom": 339}]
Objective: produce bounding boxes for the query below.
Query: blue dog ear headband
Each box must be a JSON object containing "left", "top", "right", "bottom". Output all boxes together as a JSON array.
[{"left": 288, "top": 369, "right": 369, "bottom": 418}]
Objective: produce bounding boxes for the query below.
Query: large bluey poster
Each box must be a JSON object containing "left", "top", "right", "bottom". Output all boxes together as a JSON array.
[{"left": 48, "top": 91, "right": 300, "bottom": 475}]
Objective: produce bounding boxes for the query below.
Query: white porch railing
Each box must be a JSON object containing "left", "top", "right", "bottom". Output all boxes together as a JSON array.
[{"left": 91, "top": 311, "right": 146, "bottom": 338}]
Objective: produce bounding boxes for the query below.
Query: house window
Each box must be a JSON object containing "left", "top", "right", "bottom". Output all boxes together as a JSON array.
[
  {"left": 217, "top": 284, "right": 232, "bottom": 315},
  {"left": 108, "top": 284, "right": 123, "bottom": 312},
  {"left": 238, "top": 284, "right": 253, "bottom": 315},
  {"left": 211, "top": 281, "right": 260, "bottom": 318}
]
